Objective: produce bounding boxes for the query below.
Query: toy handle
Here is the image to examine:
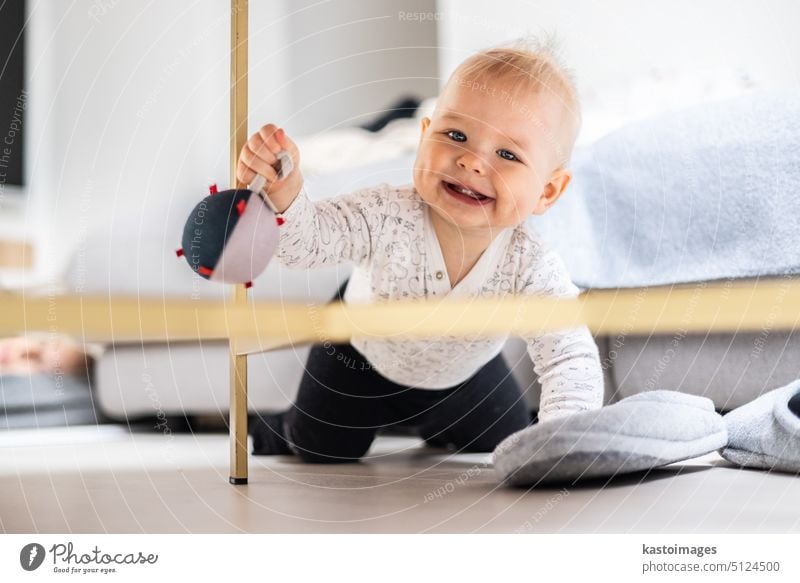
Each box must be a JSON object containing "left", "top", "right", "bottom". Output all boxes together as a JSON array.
[
  {"left": 247, "top": 150, "right": 293, "bottom": 193},
  {"left": 247, "top": 150, "right": 293, "bottom": 215},
  {"left": 248, "top": 174, "right": 267, "bottom": 195}
]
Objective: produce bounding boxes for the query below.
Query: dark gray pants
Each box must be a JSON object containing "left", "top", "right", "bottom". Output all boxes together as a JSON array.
[{"left": 285, "top": 280, "right": 530, "bottom": 463}]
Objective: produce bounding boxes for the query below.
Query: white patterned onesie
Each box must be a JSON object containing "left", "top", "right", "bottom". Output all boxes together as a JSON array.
[{"left": 275, "top": 182, "right": 604, "bottom": 422}]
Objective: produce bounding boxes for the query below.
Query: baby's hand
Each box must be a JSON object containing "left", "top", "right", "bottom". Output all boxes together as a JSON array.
[{"left": 237, "top": 124, "right": 303, "bottom": 212}]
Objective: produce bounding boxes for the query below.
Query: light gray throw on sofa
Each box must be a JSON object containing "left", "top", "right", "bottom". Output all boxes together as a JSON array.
[{"left": 531, "top": 91, "right": 800, "bottom": 290}]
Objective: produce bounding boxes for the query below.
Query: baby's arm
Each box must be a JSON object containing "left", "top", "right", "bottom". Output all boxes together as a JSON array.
[
  {"left": 519, "top": 249, "right": 604, "bottom": 423},
  {"left": 275, "top": 184, "right": 385, "bottom": 269}
]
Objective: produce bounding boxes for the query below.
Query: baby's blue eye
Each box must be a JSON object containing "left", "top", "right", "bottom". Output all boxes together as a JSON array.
[
  {"left": 497, "top": 149, "right": 519, "bottom": 162},
  {"left": 446, "top": 130, "right": 467, "bottom": 142}
]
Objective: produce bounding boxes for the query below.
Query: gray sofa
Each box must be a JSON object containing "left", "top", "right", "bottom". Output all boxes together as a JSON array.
[{"left": 91, "top": 324, "right": 800, "bottom": 420}]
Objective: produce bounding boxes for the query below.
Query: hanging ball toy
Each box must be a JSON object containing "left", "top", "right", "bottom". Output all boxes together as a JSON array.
[{"left": 176, "top": 151, "right": 293, "bottom": 287}]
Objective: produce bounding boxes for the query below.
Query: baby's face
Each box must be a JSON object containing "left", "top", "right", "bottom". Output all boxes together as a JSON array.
[{"left": 414, "top": 75, "right": 572, "bottom": 234}]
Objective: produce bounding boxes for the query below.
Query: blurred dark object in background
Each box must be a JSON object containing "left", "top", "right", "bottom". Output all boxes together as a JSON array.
[{"left": 360, "top": 96, "right": 421, "bottom": 132}]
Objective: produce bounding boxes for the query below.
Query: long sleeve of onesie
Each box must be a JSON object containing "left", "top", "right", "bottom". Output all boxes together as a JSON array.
[
  {"left": 517, "top": 246, "right": 605, "bottom": 423},
  {"left": 274, "top": 185, "right": 386, "bottom": 269}
]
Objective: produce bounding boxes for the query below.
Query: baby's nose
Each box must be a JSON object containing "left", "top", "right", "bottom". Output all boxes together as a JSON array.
[{"left": 457, "top": 152, "right": 486, "bottom": 174}]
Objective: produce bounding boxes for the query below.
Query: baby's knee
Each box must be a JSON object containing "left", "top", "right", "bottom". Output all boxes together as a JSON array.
[
  {"left": 287, "top": 425, "right": 372, "bottom": 464},
  {"left": 292, "top": 443, "right": 369, "bottom": 464}
]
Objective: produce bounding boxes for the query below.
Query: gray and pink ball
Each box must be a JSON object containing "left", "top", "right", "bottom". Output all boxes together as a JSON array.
[{"left": 177, "top": 184, "right": 282, "bottom": 286}]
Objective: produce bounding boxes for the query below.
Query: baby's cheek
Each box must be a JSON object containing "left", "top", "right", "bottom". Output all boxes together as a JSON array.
[{"left": 412, "top": 162, "right": 434, "bottom": 188}]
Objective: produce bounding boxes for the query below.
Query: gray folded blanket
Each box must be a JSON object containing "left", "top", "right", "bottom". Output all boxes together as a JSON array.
[
  {"left": 494, "top": 390, "right": 727, "bottom": 487},
  {"left": 0, "top": 374, "right": 100, "bottom": 429},
  {"left": 719, "top": 380, "right": 800, "bottom": 473}
]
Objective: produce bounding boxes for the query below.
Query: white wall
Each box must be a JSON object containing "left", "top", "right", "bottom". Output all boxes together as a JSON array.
[
  {"left": 1, "top": 0, "right": 437, "bottom": 287},
  {"left": 3, "top": 1, "right": 233, "bottom": 286},
  {"left": 272, "top": 0, "right": 439, "bottom": 136},
  {"left": 437, "top": 0, "right": 800, "bottom": 142}
]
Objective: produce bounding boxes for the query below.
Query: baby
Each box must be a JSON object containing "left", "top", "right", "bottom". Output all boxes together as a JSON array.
[{"left": 237, "top": 42, "right": 604, "bottom": 463}]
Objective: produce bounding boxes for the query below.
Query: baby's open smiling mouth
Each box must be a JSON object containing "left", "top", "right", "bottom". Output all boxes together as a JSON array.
[{"left": 441, "top": 181, "right": 494, "bottom": 205}]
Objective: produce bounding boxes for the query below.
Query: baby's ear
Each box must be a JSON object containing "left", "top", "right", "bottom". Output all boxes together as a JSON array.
[
  {"left": 420, "top": 117, "right": 431, "bottom": 135},
  {"left": 418, "top": 117, "right": 431, "bottom": 146},
  {"left": 533, "top": 168, "right": 572, "bottom": 215}
]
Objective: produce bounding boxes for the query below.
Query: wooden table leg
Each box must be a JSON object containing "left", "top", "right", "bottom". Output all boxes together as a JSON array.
[
  {"left": 229, "top": 347, "right": 248, "bottom": 485},
  {"left": 228, "top": 0, "right": 249, "bottom": 485}
]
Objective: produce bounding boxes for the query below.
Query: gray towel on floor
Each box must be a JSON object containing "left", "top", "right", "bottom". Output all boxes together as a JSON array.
[
  {"left": 494, "top": 390, "right": 727, "bottom": 487},
  {"left": 719, "top": 380, "right": 800, "bottom": 473}
]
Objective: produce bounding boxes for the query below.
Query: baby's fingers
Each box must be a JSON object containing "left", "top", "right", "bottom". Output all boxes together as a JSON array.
[
  {"left": 236, "top": 157, "right": 277, "bottom": 188},
  {"left": 274, "top": 128, "right": 291, "bottom": 150},
  {"left": 274, "top": 128, "right": 301, "bottom": 171},
  {"left": 246, "top": 133, "right": 278, "bottom": 165},
  {"left": 236, "top": 158, "right": 256, "bottom": 186},
  {"left": 241, "top": 143, "right": 279, "bottom": 178},
  {"left": 258, "top": 124, "right": 284, "bottom": 156}
]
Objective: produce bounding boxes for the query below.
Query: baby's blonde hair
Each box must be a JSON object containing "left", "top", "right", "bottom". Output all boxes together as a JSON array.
[{"left": 450, "top": 37, "right": 581, "bottom": 167}]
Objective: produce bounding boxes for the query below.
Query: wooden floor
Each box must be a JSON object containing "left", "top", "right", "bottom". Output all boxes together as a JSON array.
[{"left": 1, "top": 425, "right": 799, "bottom": 533}]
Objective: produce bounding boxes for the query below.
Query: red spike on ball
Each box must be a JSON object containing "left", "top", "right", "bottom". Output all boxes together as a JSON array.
[
  {"left": 244, "top": 281, "right": 253, "bottom": 289},
  {"left": 209, "top": 183, "right": 218, "bottom": 195},
  {"left": 236, "top": 199, "right": 246, "bottom": 216},
  {"left": 175, "top": 248, "right": 185, "bottom": 258},
  {"left": 276, "top": 216, "right": 285, "bottom": 226}
]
